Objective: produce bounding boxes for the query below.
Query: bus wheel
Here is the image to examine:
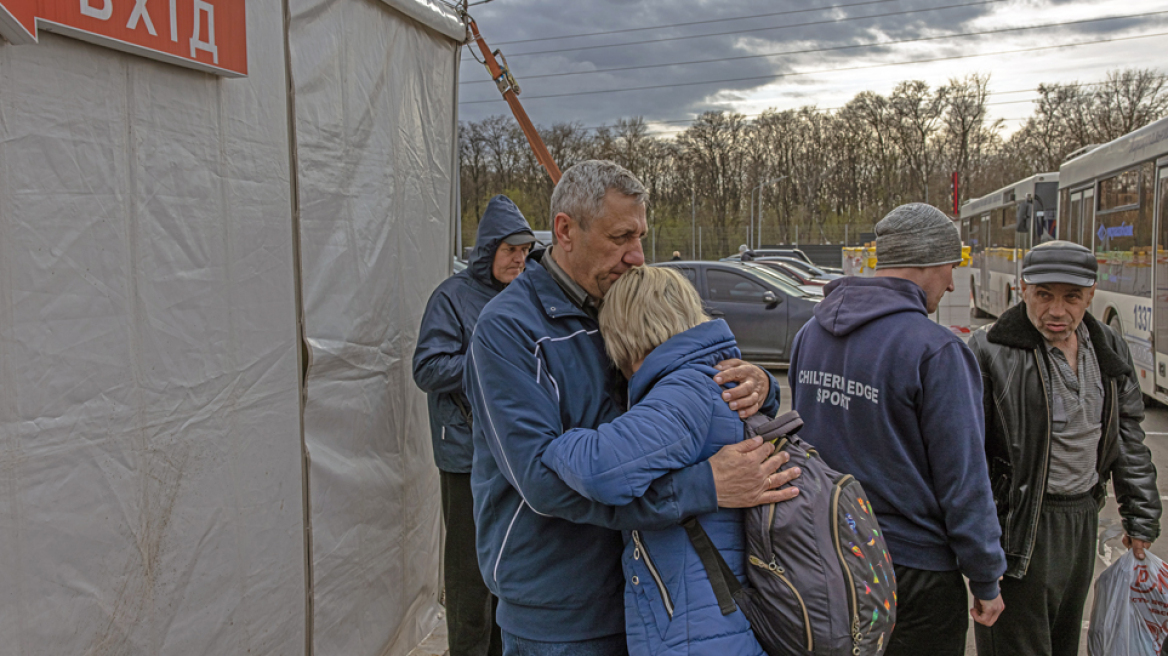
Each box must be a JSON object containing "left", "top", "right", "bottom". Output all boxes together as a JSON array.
[{"left": 1109, "top": 313, "right": 1123, "bottom": 338}]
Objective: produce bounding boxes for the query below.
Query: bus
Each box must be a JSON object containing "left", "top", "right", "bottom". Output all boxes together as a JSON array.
[
  {"left": 960, "top": 173, "right": 1060, "bottom": 318},
  {"left": 1056, "top": 116, "right": 1168, "bottom": 403}
]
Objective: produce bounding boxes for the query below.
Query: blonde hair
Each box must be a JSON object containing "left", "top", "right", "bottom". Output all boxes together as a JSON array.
[{"left": 599, "top": 266, "right": 710, "bottom": 375}]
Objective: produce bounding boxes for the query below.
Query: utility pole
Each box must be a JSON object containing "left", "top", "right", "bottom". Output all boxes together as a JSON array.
[
  {"left": 691, "top": 183, "right": 696, "bottom": 259},
  {"left": 751, "top": 176, "right": 787, "bottom": 250}
]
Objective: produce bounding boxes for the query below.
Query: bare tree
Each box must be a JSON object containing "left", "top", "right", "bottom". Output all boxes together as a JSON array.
[
  {"left": 888, "top": 80, "right": 948, "bottom": 203},
  {"left": 458, "top": 67, "right": 1168, "bottom": 254},
  {"left": 1091, "top": 68, "right": 1168, "bottom": 141}
]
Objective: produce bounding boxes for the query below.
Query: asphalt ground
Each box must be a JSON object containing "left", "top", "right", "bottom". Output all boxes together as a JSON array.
[{"left": 771, "top": 315, "right": 1168, "bottom": 656}]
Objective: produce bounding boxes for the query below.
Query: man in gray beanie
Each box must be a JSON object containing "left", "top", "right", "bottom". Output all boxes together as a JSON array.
[
  {"left": 788, "top": 203, "right": 1006, "bottom": 656},
  {"left": 970, "top": 241, "right": 1159, "bottom": 656}
]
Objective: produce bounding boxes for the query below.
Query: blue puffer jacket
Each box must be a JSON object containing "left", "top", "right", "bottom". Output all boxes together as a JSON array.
[
  {"left": 465, "top": 254, "right": 781, "bottom": 642},
  {"left": 412, "top": 195, "right": 532, "bottom": 472},
  {"left": 542, "top": 320, "right": 766, "bottom": 656}
]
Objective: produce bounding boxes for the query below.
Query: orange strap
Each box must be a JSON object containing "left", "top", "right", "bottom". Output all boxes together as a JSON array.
[{"left": 468, "top": 19, "right": 563, "bottom": 184}]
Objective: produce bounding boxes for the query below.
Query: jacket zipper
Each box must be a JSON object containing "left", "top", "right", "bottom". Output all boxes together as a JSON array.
[
  {"left": 631, "top": 531, "right": 674, "bottom": 619},
  {"left": 1022, "top": 348, "right": 1054, "bottom": 574},
  {"left": 831, "top": 475, "right": 862, "bottom": 652},
  {"left": 749, "top": 555, "right": 813, "bottom": 651}
]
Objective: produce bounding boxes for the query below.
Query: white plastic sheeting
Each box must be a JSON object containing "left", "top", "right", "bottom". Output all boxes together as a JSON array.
[
  {"left": 380, "top": 0, "right": 467, "bottom": 42},
  {"left": 287, "top": 1, "right": 459, "bottom": 654},
  {"left": 0, "top": 1, "right": 306, "bottom": 653},
  {"left": 0, "top": 0, "right": 463, "bottom": 654}
]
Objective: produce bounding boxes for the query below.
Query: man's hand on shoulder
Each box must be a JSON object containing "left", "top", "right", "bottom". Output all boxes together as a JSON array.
[
  {"left": 709, "top": 437, "right": 801, "bottom": 507},
  {"left": 714, "top": 359, "right": 770, "bottom": 418}
]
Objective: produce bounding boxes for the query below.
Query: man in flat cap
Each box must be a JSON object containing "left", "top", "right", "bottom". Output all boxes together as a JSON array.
[
  {"left": 971, "top": 240, "right": 1161, "bottom": 656},
  {"left": 789, "top": 203, "right": 1006, "bottom": 655}
]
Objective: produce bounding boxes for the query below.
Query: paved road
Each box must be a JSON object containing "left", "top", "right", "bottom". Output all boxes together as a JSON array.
[{"left": 771, "top": 368, "right": 1168, "bottom": 656}]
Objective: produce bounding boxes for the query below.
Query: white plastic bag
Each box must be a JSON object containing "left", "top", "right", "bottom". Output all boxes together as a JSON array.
[{"left": 1088, "top": 550, "right": 1168, "bottom": 655}]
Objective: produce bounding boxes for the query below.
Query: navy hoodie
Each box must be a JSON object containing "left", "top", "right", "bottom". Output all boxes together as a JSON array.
[
  {"left": 788, "top": 276, "right": 1006, "bottom": 600},
  {"left": 412, "top": 195, "right": 532, "bottom": 472}
]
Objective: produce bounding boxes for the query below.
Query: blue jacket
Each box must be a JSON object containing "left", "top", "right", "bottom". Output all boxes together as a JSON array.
[
  {"left": 465, "top": 255, "right": 780, "bottom": 642},
  {"left": 542, "top": 320, "right": 766, "bottom": 656},
  {"left": 788, "top": 277, "right": 1006, "bottom": 600},
  {"left": 412, "top": 195, "right": 532, "bottom": 472}
]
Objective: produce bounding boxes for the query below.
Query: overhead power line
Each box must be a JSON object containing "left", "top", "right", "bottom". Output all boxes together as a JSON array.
[
  {"left": 460, "top": 30, "right": 1168, "bottom": 105},
  {"left": 494, "top": 0, "right": 1007, "bottom": 58},
  {"left": 460, "top": 11, "right": 1168, "bottom": 86},
  {"left": 492, "top": 0, "right": 912, "bottom": 46},
  {"left": 578, "top": 82, "right": 1130, "bottom": 132}
]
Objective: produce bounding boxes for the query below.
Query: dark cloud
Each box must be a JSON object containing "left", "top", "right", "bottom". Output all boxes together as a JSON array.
[{"left": 457, "top": 0, "right": 1168, "bottom": 129}]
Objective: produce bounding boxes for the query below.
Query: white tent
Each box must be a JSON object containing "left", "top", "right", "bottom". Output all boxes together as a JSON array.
[{"left": 0, "top": 0, "right": 462, "bottom": 653}]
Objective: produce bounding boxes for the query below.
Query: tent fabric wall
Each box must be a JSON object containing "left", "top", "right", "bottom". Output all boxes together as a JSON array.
[
  {"left": 286, "top": 1, "right": 459, "bottom": 654},
  {"left": 379, "top": 0, "right": 466, "bottom": 42},
  {"left": 0, "top": 0, "right": 307, "bottom": 653}
]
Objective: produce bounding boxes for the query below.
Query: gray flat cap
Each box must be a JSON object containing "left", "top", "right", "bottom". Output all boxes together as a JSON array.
[
  {"left": 875, "top": 203, "right": 962, "bottom": 269},
  {"left": 1021, "top": 240, "right": 1097, "bottom": 287}
]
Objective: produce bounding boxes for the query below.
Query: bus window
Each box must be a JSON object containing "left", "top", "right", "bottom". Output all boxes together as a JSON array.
[
  {"left": 984, "top": 208, "right": 1015, "bottom": 277},
  {"left": 1094, "top": 163, "right": 1154, "bottom": 297},
  {"left": 1064, "top": 190, "right": 1083, "bottom": 245},
  {"left": 1157, "top": 167, "right": 1168, "bottom": 352},
  {"left": 997, "top": 208, "right": 1016, "bottom": 249},
  {"left": 1079, "top": 187, "right": 1088, "bottom": 248},
  {"left": 1099, "top": 169, "right": 1141, "bottom": 211},
  {"left": 973, "top": 215, "right": 986, "bottom": 255}
]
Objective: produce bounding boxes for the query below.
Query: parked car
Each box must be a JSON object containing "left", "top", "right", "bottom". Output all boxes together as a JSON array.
[
  {"left": 756, "top": 256, "right": 844, "bottom": 280},
  {"left": 752, "top": 259, "right": 828, "bottom": 289},
  {"left": 720, "top": 248, "right": 813, "bottom": 264},
  {"left": 452, "top": 256, "right": 467, "bottom": 275},
  {"left": 654, "top": 261, "right": 820, "bottom": 367}
]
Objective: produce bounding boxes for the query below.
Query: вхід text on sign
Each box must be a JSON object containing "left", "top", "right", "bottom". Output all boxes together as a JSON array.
[{"left": 0, "top": 0, "right": 246, "bottom": 77}]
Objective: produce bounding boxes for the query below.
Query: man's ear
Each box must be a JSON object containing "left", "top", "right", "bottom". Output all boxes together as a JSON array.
[{"left": 553, "top": 212, "right": 574, "bottom": 252}]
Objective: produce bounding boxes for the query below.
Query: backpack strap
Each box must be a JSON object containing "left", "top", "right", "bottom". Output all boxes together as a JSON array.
[
  {"left": 681, "top": 516, "right": 742, "bottom": 616},
  {"left": 756, "top": 410, "right": 803, "bottom": 439}
]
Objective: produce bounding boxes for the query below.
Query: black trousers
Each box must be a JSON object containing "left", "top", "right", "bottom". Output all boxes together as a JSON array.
[
  {"left": 975, "top": 492, "right": 1097, "bottom": 656},
  {"left": 441, "top": 471, "right": 503, "bottom": 656},
  {"left": 885, "top": 566, "right": 969, "bottom": 656}
]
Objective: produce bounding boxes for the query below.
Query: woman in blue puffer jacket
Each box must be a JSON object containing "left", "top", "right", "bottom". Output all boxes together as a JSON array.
[{"left": 541, "top": 266, "right": 771, "bottom": 656}]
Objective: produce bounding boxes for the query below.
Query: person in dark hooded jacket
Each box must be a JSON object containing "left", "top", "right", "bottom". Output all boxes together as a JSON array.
[
  {"left": 412, "top": 195, "right": 535, "bottom": 656},
  {"left": 788, "top": 203, "right": 1006, "bottom": 656}
]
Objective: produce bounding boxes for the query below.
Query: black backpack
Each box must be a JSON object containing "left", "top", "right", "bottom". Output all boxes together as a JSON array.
[{"left": 684, "top": 411, "right": 897, "bottom": 656}]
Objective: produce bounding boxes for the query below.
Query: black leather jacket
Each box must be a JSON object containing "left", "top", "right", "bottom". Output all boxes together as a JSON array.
[{"left": 969, "top": 303, "right": 1161, "bottom": 578}]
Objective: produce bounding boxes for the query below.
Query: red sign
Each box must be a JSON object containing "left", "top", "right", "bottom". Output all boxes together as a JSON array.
[{"left": 0, "top": 0, "right": 246, "bottom": 77}]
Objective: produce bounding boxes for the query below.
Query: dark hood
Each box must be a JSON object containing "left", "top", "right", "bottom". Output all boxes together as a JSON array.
[
  {"left": 468, "top": 195, "right": 533, "bottom": 289},
  {"left": 813, "top": 276, "right": 927, "bottom": 337}
]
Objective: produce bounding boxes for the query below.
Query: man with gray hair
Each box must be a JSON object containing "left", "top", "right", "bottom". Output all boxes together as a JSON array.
[
  {"left": 970, "top": 241, "right": 1160, "bottom": 656},
  {"left": 465, "top": 160, "right": 801, "bottom": 655},
  {"left": 789, "top": 203, "right": 1006, "bottom": 656}
]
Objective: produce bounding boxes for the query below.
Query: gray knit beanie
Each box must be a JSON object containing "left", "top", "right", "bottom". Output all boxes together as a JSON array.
[{"left": 875, "top": 203, "right": 962, "bottom": 269}]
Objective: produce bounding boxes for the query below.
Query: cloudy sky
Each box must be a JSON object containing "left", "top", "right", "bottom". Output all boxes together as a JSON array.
[{"left": 456, "top": 0, "right": 1168, "bottom": 137}]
